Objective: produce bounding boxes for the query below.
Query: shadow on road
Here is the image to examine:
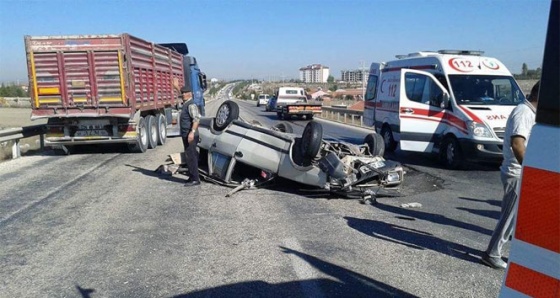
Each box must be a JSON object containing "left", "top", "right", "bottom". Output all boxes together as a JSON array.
[
  {"left": 373, "top": 202, "right": 493, "bottom": 236},
  {"left": 458, "top": 196, "right": 501, "bottom": 207},
  {"left": 172, "top": 247, "right": 418, "bottom": 298},
  {"left": 344, "top": 216, "right": 483, "bottom": 264},
  {"left": 125, "top": 164, "right": 187, "bottom": 184}
]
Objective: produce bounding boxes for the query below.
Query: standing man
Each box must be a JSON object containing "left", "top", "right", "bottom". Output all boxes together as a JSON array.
[
  {"left": 481, "top": 81, "right": 540, "bottom": 269},
  {"left": 174, "top": 78, "right": 201, "bottom": 186}
]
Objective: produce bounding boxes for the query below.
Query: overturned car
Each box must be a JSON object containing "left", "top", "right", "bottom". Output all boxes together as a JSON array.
[{"left": 190, "top": 100, "right": 404, "bottom": 201}]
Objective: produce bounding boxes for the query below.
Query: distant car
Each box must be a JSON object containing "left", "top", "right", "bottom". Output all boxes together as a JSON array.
[
  {"left": 195, "top": 100, "right": 405, "bottom": 201},
  {"left": 265, "top": 96, "right": 277, "bottom": 112},
  {"left": 257, "top": 94, "right": 270, "bottom": 107}
]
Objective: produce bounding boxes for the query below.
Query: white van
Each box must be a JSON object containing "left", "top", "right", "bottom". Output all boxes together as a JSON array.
[
  {"left": 363, "top": 50, "right": 525, "bottom": 168},
  {"left": 257, "top": 94, "right": 270, "bottom": 107}
]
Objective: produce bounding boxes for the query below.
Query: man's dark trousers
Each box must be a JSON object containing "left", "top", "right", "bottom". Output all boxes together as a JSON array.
[{"left": 182, "top": 136, "right": 200, "bottom": 182}]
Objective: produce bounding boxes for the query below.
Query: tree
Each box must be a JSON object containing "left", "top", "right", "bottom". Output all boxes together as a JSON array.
[
  {"left": 522, "top": 63, "right": 528, "bottom": 76},
  {"left": 327, "top": 75, "right": 334, "bottom": 84}
]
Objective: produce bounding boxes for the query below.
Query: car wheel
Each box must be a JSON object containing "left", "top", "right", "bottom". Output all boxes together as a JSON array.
[
  {"left": 381, "top": 126, "right": 398, "bottom": 152},
  {"left": 156, "top": 113, "right": 167, "bottom": 145},
  {"left": 274, "top": 122, "right": 294, "bottom": 133},
  {"left": 364, "top": 133, "right": 385, "bottom": 156},
  {"left": 440, "top": 136, "right": 463, "bottom": 169},
  {"left": 213, "top": 100, "right": 239, "bottom": 131},
  {"left": 257, "top": 101, "right": 260, "bottom": 107},
  {"left": 128, "top": 116, "right": 148, "bottom": 153},
  {"left": 146, "top": 115, "right": 158, "bottom": 149},
  {"left": 300, "top": 121, "right": 323, "bottom": 159}
]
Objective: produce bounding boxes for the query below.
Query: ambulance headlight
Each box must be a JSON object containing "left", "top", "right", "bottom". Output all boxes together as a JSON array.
[{"left": 468, "top": 121, "right": 492, "bottom": 138}]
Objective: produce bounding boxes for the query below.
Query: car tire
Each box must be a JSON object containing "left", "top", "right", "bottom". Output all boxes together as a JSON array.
[
  {"left": 156, "top": 113, "right": 167, "bottom": 145},
  {"left": 300, "top": 121, "right": 323, "bottom": 159},
  {"left": 213, "top": 100, "right": 239, "bottom": 131},
  {"left": 146, "top": 115, "right": 158, "bottom": 149},
  {"left": 274, "top": 122, "right": 294, "bottom": 133},
  {"left": 381, "top": 125, "right": 398, "bottom": 152},
  {"left": 128, "top": 116, "right": 148, "bottom": 153},
  {"left": 440, "top": 136, "right": 463, "bottom": 169},
  {"left": 364, "top": 133, "right": 385, "bottom": 156},
  {"left": 257, "top": 101, "right": 260, "bottom": 107}
]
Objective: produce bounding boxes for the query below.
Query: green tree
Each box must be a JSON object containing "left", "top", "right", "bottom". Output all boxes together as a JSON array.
[
  {"left": 327, "top": 75, "right": 334, "bottom": 84},
  {"left": 521, "top": 63, "right": 528, "bottom": 76}
]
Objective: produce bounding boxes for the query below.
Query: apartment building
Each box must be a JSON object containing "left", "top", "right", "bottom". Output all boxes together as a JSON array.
[
  {"left": 340, "top": 69, "right": 365, "bottom": 82},
  {"left": 299, "top": 64, "right": 330, "bottom": 83}
]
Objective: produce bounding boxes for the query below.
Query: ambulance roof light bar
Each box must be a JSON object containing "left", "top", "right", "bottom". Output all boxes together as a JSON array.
[{"left": 395, "top": 50, "right": 485, "bottom": 59}]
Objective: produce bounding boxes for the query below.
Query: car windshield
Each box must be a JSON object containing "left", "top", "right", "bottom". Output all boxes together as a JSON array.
[{"left": 448, "top": 75, "right": 525, "bottom": 105}]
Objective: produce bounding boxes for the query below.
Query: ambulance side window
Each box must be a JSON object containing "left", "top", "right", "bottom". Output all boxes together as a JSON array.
[
  {"left": 405, "top": 72, "right": 444, "bottom": 108},
  {"left": 365, "top": 75, "right": 378, "bottom": 101}
]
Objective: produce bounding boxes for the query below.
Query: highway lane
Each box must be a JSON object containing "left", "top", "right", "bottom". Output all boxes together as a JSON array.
[{"left": 0, "top": 96, "right": 507, "bottom": 297}]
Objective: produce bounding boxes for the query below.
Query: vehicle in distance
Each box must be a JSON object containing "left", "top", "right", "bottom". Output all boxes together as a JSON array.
[
  {"left": 195, "top": 100, "right": 404, "bottom": 200},
  {"left": 265, "top": 95, "right": 277, "bottom": 112},
  {"left": 272, "top": 87, "right": 322, "bottom": 120},
  {"left": 256, "top": 94, "right": 270, "bottom": 107}
]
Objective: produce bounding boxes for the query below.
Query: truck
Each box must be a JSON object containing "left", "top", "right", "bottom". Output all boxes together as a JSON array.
[
  {"left": 24, "top": 34, "right": 206, "bottom": 153},
  {"left": 273, "top": 87, "right": 322, "bottom": 120},
  {"left": 363, "top": 50, "right": 526, "bottom": 168}
]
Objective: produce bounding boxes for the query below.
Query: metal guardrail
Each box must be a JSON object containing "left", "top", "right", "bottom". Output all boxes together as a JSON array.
[
  {"left": 0, "top": 124, "right": 46, "bottom": 159},
  {"left": 320, "top": 106, "right": 365, "bottom": 127}
]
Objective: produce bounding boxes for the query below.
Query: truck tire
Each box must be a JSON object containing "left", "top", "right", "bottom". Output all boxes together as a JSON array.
[
  {"left": 277, "top": 112, "right": 283, "bottom": 119},
  {"left": 147, "top": 115, "right": 158, "bottom": 149},
  {"left": 300, "top": 121, "right": 323, "bottom": 159},
  {"left": 306, "top": 114, "right": 314, "bottom": 120},
  {"left": 156, "top": 113, "right": 167, "bottom": 145},
  {"left": 381, "top": 126, "right": 398, "bottom": 152},
  {"left": 128, "top": 116, "right": 148, "bottom": 153},
  {"left": 213, "top": 100, "right": 239, "bottom": 131},
  {"left": 364, "top": 133, "right": 385, "bottom": 157},
  {"left": 440, "top": 136, "right": 463, "bottom": 169}
]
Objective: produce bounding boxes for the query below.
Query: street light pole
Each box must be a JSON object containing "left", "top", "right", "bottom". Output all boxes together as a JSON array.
[{"left": 361, "top": 61, "right": 366, "bottom": 100}]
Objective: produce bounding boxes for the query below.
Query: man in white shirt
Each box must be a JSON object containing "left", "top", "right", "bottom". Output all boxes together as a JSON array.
[{"left": 481, "top": 81, "right": 540, "bottom": 269}]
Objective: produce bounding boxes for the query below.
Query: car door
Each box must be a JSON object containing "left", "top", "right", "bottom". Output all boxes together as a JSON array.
[{"left": 399, "top": 69, "right": 449, "bottom": 152}]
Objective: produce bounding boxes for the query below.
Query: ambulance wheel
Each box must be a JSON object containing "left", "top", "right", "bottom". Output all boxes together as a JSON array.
[
  {"left": 156, "top": 113, "right": 167, "bottom": 145},
  {"left": 214, "top": 100, "right": 239, "bottom": 131},
  {"left": 440, "top": 136, "right": 463, "bottom": 169},
  {"left": 365, "top": 133, "right": 385, "bottom": 157},
  {"left": 146, "top": 115, "right": 158, "bottom": 149},
  {"left": 128, "top": 116, "right": 148, "bottom": 153},
  {"left": 381, "top": 126, "right": 398, "bottom": 152},
  {"left": 301, "top": 121, "right": 323, "bottom": 159}
]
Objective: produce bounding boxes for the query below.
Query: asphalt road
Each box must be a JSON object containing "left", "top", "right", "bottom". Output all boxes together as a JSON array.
[{"left": 0, "top": 96, "right": 508, "bottom": 297}]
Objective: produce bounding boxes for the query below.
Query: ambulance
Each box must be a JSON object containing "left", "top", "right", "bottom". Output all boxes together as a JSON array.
[{"left": 363, "top": 50, "right": 525, "bottom": 168}]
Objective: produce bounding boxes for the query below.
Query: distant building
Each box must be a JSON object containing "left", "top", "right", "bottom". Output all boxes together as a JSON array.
[
  {"left": 299, "top": 64, "right": 330, "bottom": 83},
  {"left": 340, "top": 70, "right": 365, "bottom": 82}
]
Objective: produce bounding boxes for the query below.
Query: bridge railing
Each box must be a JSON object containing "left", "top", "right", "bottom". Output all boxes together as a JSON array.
[
  {"left": 0, "top": 125, "right": 46, "bottom": 159},
  {"left": 319, "top": 106, "right": 367, "bottom": 128}
]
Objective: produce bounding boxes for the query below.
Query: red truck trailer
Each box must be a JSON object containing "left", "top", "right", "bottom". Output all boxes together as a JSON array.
[{"left": 24, "top": 34, "right": 186, "bottom": 153}]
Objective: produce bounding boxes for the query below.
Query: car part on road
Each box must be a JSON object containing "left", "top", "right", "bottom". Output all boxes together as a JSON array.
[{"left": 273, "top": 122, "right": 294, "bottom": 133}]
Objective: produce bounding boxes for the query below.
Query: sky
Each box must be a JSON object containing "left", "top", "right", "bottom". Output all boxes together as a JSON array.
[{"left": 0, "top": 0, "right": 551, "bottom": 83}]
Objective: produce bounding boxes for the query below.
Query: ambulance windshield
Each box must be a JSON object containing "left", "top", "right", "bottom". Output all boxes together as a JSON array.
[{"left": 448, "top": 75, "right": 525, "bottom": 106}]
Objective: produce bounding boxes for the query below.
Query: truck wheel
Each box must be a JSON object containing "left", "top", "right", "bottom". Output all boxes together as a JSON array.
[
  {"left": 128, "top": 116, "right": 148, "bottom": 153},
  {"left": 301, "top": 121, "right": 323, "bottom": 159},
  {"left": 364, "top": 133, "right": 385, "bottom": 156},
  {"left": 147, "top": 115, "right": 158, "bottom": 149},
  {"left": 381, "top": 126, "right": 398, "bottom": 152},
  {"left": 306, "top": 114, "right": 314, "bottom": 120},
  {"left": 213, "top": 100, "right": 239, "bottom": 131},
  {"left": 440, "top": 136, "right": 463, "bottom": 169},
  {"left": 156, "top": 113, "right": 167, "bottom": 145}
]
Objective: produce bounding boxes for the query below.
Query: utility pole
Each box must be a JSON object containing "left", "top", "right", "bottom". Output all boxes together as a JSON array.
[{"left": 360, "top": 61, "right": 366, "bottom": 101}]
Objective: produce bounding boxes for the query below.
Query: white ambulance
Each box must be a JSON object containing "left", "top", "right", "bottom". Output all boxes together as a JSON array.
[{"left": 363, "top": 50, "right": 526, "bottom": 168}]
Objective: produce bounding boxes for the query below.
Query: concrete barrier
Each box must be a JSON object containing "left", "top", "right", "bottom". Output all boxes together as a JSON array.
[{"left": 0, "top": 97, "right": 32, "bottom": 108}]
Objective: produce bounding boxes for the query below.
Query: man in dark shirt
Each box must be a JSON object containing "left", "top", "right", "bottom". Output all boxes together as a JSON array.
[{"left": 178, "top": 84, "right": 202, "bottom": 187}]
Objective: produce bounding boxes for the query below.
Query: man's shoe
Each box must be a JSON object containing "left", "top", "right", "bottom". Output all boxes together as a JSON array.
[
  {"left": 184, "top": 180, "right": 201, "bottom": 187},
  {"left": 481, "top": 253, "right": 507, "bottom": 269}
]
